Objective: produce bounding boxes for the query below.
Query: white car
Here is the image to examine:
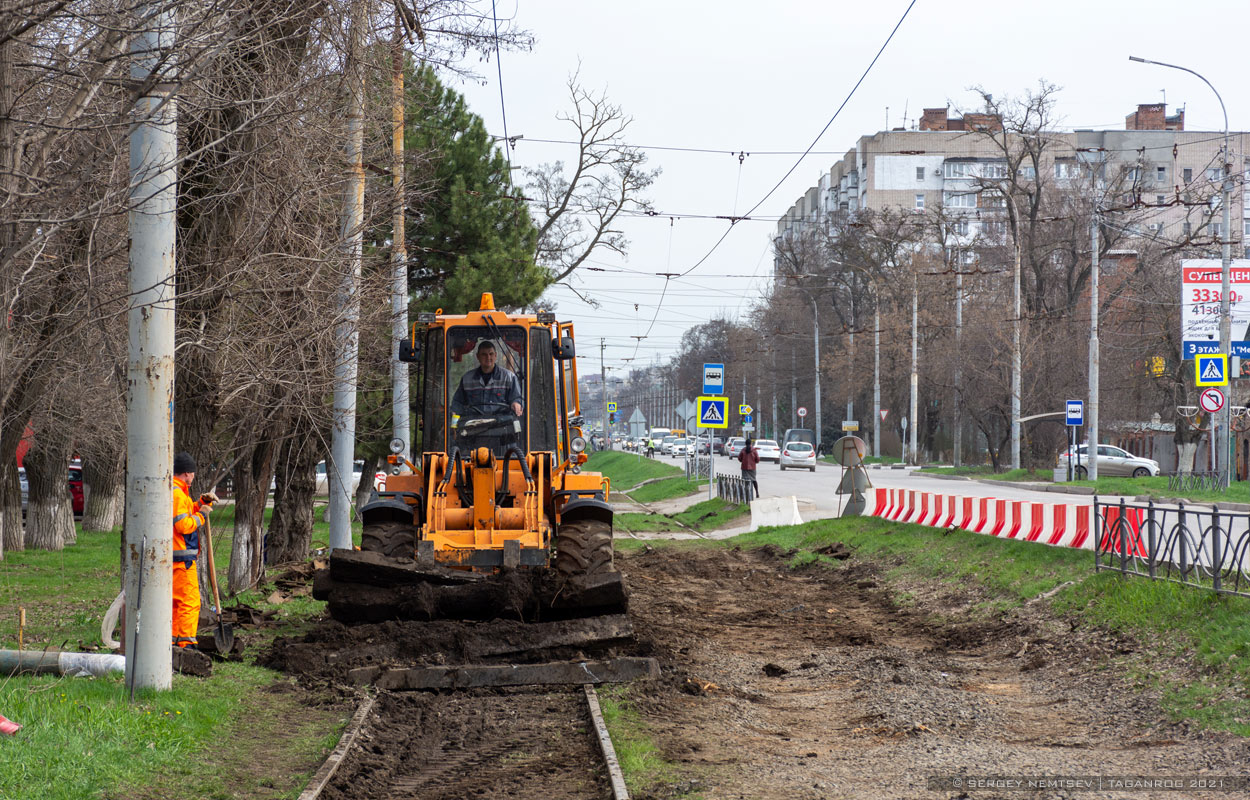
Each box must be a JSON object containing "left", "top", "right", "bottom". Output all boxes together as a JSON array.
[
  {"left": 315, "top": 460, "right": 382, "bottom": 495},
  {"left": 779, "top": 441, "right": 817, "bottom": 472},
  {"left": 753, "top": 439, "right": 781, "bottom": 463},
  {"left": 724, "top": 437, "right": 746, "bottom": 458},
  {"left": 1058, "top": 444, "right": 1160, "bottom": 478},
  {"left": 670, "top": 438, "right": 692, "bottom": 457}
]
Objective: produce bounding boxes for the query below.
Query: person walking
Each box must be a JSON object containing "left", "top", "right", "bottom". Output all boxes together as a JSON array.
[
  {"left": 738, "top": 438, "right": 760, "bottom": 499},
  {"left": 171, "top": 452, "right": 217, "bottom": 649}
]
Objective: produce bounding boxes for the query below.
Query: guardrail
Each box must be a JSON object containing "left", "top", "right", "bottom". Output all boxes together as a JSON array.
[
  {"left": 1094, "top": 497, "right": 1250, "bottom": 598},
  {"left": 716, "top": 474, "right": 753, "bottom": 505},
  {"left": 684, "top": 455, "right": 711, "bottom": 480},
  {"left": 1166, "top": 471, "right": 1227, "bottom": 494}
]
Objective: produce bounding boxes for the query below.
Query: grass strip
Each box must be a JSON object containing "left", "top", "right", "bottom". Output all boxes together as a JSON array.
[
  {"left": 920, "top": 466, "right": 1250, "bottom": 504},
  {"left": 585, "top": 451, "right": 681, "bottom": 491},
  {"left": 624, "top": 477, "right": 706, "bottom": 504},
  {"left": 596, "top": 684, "right": 695, "bottom": 797},
  {"left": 616, "top": 498, "right": 750, "bottom": 535}
]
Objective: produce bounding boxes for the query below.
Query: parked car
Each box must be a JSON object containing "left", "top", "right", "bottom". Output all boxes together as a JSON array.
[
  {"left": 724, "top": 437, "right": 746, "bottom": 458},
  {"left": 67, "top": 461, "right": 84, "bottom": 515},
  {"left": 315, "top": 460, "right": 375, "bottom": 495},
  {"left": 753, "top": 439, "right": 782, "bottom": 463},
  {"left": 670, "top": 438, "right": 692, "bottom": 457},
  {"left": 660, "top": 436, "right": 678, "bottom": 455},
  {"left": 779, "top": 441, "right": 817, "bottom": 472},
  {"left": 695, "top": 437, "right": 724, "bottom": 455},
  {"left": 1058, "top": 444, "right": 1160, "bottom": 478}
]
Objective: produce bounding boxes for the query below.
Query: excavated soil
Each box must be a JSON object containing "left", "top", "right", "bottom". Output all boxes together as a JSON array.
[{"left": 264, "top": 544, "right": 1250, "bottom": 799}]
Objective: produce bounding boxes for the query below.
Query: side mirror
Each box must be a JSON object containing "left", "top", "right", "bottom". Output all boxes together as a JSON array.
[
  {"left": 552, "top": 335, "right": 576, "bottom": 360},
  {"left": 398, "top": 337, "right": 420, "bottom": 363}
]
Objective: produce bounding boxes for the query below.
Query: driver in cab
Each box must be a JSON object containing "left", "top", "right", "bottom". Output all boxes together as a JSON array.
[{"left": 451, "top": 340, "right": 523, "bottom": 419}]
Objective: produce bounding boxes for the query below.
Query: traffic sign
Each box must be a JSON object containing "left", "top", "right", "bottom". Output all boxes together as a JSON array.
[
  {"left": 742, "top": 423, "right": 755, "bottom": 432},
  {"left": 743, "top": 414, "right": 752, "bottom": 423},
  {"left": 702, "top": 363, "right": 724, "bottom": 395},
  {"left": 606, "top": 402, "right": 617, "bottom": 413},
  {"left": 739, "top": 404, "right": 753, "bottom": 415},
  {"left": 880, "top": 409, "right": 889, "bottom": 421},
  {"left": 1196, "top": 353, "right": 1229, "bottom": 386},
  {"left": 1200, "top": 387, "right": 1226, "bottom": 414},
  {"left": 696, "top": 395, "right": 729, "bottom": 429},
  {"left": 841, "top": 420, "right": 860, "bottom": 432},
  {"left": 797, "top": 406, "right": 807, "bottom": 418},
  {"left": 1065, "top": 399, "right": 1084, "bottom": 426}
]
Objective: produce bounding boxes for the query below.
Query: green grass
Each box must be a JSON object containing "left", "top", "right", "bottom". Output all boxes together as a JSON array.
[
  {"left": 624, "top": 476, "right": 707, "bottom": 504},
  {"left": 1065, "top": 475, "right": 1250, "bottom": 504},
  {"left": 919, "top": 465, "right": 1054, "bottom": 482},
  {"left": 719, "top": 515, "right": 1250, "bottom": 736},
  {"left": 597, "top": 684, "right": 701, "bottom": 798},
  {"left": 0, "top": 508, "right": 363, "bottom": 799},
  {"left": 615, "top": 498, "right": 750, "bottom": 535},
  {"left": 585, "top": 451, "right": 681, "bottom": 491}
]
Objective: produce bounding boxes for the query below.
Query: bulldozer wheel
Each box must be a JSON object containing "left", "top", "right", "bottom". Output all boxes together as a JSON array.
[
  {"left": 555, "top": 519, "right": 615, "bottom": 580},
  {"left": 360, "top": 521, "right": 417, "bottom": 559}
]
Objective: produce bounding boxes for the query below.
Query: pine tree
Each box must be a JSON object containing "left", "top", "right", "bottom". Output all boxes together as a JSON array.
[{"left": 405, "top": 64, "right": 545, "bottom": 312}]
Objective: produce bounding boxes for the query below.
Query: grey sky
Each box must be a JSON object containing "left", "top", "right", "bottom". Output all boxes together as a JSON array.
[{"left": 452, "top": 0, "right": 1249, "bottom": 379}]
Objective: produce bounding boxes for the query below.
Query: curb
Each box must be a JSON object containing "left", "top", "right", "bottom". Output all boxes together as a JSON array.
[{"left": 297, "top": 694, "right": 375, "bottom": 800}]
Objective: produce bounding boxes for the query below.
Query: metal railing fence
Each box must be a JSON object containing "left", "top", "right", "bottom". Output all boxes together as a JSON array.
[
  {"left": 716, "top": 474, "right": 753, "bottom": 505},
  {"left": 1094, "top": 497, "right": 1250, "bottom": 598},
  {"left": 1166, "top": 471, "right": 1227, "bottom": 494}
]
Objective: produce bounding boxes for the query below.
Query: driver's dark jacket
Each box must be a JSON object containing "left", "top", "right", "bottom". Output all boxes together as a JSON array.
[{"left": 451, "top": 366, "right": 523, "bottom": 416}]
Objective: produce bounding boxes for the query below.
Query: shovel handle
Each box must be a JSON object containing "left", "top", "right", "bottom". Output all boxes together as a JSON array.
[{"left": 202, "top": 514, "right": 224, "bottom": 613}]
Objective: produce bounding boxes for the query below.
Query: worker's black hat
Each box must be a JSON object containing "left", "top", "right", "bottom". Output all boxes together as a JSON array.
[{"left": 173, "top": 451, "right": 197, "bottom": 475}]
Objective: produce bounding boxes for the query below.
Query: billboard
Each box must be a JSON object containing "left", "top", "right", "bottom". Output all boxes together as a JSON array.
[{"left": 1181, "top": 259, "right": 1250, "bottom": 359}]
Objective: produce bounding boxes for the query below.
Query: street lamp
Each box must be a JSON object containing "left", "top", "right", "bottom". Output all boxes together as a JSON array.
[
  {"left": 1002, "top": 191, "right": 1023, "bottom": 471},
  {"left": 1130, "top": 56, "right": 1232, "bottom": 487}
]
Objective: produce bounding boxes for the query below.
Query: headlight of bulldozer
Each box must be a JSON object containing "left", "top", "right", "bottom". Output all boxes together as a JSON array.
[
  {"left": 570, "top": 436, "right": 586, "bottom": 453},
  {"left": 388, "top": 437, "right": 405, "bottom": 455}
]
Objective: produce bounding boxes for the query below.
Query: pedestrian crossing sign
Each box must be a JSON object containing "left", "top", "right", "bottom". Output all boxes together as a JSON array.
[
  {"left": 1195, "top": 353, "right": 1229, "bottom": 387},
  {"left": 697, "top": 395, "right": 729, "bottom": 429},
  {"left": 606, "top": 402, "right": 617, "bottom": 413}
]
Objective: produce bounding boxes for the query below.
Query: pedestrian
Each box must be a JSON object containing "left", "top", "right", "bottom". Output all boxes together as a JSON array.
[
  {"left": 171, "top": 452, "right": 218, "bottom": 649},
  {"left": 738, "top": 437, "right": 760, "bottom": 499},
  {"left": 646, "top": 438, "right": 656, "bottom": 459}
]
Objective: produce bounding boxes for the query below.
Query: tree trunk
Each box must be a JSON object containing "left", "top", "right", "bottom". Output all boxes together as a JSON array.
[
  {"left": 354, "top": 453, "right": 377, "bottom": 513},
  {"left": 226, "top": 438, "right": 278, "bottom": 594},
  {"left": 24, "top": 437, "right": 72, "bottom": 551},
  {"left": 267, "top": 422, "right": 320, "bottom": 565},
  {"left": 0, "top": 462, "right": 15, "bottom": 557},
  {"left": 81, "top": 447, "right": 124, "bottom": 532}
]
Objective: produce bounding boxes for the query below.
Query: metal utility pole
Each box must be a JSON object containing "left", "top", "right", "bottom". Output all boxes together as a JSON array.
[
  {"left": 846, "top": 302, "right": 855, "bottom": 423},
  {"left": 390, "top": 17, "right": 409, "bottom": 460},
  {"left": 790, "top": 350, "right": 797, "bottom": 431},
  {"left": 811, "top": 293, "right": 822, "bottom": 453},
  {"left": 329, "top": 0, "right": 366, "bottom": 550},
  {"left": 953, "top": 265, "right": 963, "bottom": 467},
  {"left": 909, "top": 274, "right": 919, "bottom": 464},
  {"left": 125, "top": 0, "right": 177, "bottom": 693},
  {"left": 601, "top": 339, "right": 608, "bottom": 446},
  {"left": 1130, "top": 55, "right": 1231, "bottom": 485},
  {"left": 1088, "top": 212, "right": 1100, "bottom": 480},
  {"left": 873, "top": 294, "right": 881, "bottom": 458},
  {"left": 1009, "top": 195, "right": 1022, "bottom": 471}
]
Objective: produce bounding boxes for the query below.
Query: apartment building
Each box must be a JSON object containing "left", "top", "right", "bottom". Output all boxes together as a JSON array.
[{"left": 776, "top": 103, "right": 1249, "bottom": 263}]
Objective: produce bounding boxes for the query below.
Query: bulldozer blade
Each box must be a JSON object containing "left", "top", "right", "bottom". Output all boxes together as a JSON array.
[
  {"left": 548, "top": 571, "right": 629, "bottom": 615},
  {"left": 328, "top": 549, "right": 483, "bottom": 587}
]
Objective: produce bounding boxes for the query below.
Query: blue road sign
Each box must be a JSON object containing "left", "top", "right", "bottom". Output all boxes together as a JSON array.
[
  {"left": 696, "top": 395, "right": 729, "bottom": 429},
  {"left": 1065, "top": 400, "right": 1084, "bottom": 426},
  {"left": 702, "top": 363, "right": 724, "bottom": 395},
  {"left": 1196, "top": 353, "right": 1229, "bottom": 387},
  {"left": 743, "top": 414, "right": 753, "bottom": 423}
]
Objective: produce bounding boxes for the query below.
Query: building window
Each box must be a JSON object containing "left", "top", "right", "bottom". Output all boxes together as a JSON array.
[
  {"left": 1211, "top": 195, "right": 1223, "bottom": 210},
  {"left": 1207, "top": 168, "right": 1222, "bottom": 182},
  {"left": 1213, "top": 222, "right": 1223, "bottom": 238},
  {"left": 942, "top": 191, "right": 977, "bottom": 208},
  {"left": 1243, "top": 220, "right": 1250, "bottom": 236},
  {"left": 1054, "top": 161, "right": 1080, "bottom": 180},
  {"left": 982, "top": 162, "right": 1007, "bottom": 179},
  {"left": 981, "top": 193, "right": 1007, "bottom": 209},
  {"left": 1183, "top": 221, "right": 1192, "bottom": 235},
  {"left": 1157, "top": 166, "right": 1167, "bottom": 183},
  {"left": 1183, "top": 168, "right": 1193, "bottom": 183},
  {"left": 1020, "top": 165, "right": 1036, "bottom": 180},
  {"left": 1156, "top": 195, "right": 1166, "bottom": 205},
  {"left": 916, "top": 166, "right": 925, "bottom": 181},
  {"left": 952, "top": 220, "right": 969, "bottom": 235},
  {"left": 914, "top": 193, "right": 925, "bottom": 210},
  {"left": 1127, "top": 167, "right": 1140, "bottom": 182},
  {"left": 983, "top": 220, "right": 1005, "bottom": 237}
]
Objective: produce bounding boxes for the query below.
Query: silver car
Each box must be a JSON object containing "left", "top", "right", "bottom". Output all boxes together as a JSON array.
[
  {"left": 779, "top": 441, "right": 817, "bottom": 472},
  {"left": 660, "top": 436, "right": 678, "bottom": 455},
  {"left": 724, "top": 437, "right": 745, "bottom": 458},
  {"left": 1058, "top": 444, "right": 1160, "bottom": 478},
  {"left": 753, "top": 439, "right": 781, "bottom": 463}
]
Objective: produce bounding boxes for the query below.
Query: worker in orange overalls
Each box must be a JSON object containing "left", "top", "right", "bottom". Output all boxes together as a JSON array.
[{"left": 172, "top": 452, "right": 217, "bottom": 649}]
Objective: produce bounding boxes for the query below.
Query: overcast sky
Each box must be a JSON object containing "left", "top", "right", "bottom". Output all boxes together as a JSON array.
[{"left": 450, "top": 0, "right": 1249, "bottom": 379}]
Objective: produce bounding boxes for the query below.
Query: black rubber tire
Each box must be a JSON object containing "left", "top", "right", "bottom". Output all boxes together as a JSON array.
[
  {"left": 810, "top": 467, "right": 816, "bottom": 473},
  {"left": 555, "top": 518, "right": 615, "bottom": 580},
  {"left": 360, "top": 520, "right": 417, "bottom": 558},
  {"left": 779, "top": 465, "right": 786, "bottom": 471},
  {"left": 1074, "top": 466, "right": 1088, "bottom": 479},
  {"left": 1132, "top": 467, "right": 1150, "bottom": 478}
]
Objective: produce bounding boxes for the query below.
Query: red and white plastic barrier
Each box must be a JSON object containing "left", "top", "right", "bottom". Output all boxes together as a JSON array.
[{"left": 869, "top": 487, "right": 1093, "bottom": 551}]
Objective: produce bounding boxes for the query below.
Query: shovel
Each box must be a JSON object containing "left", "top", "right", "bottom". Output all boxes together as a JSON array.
[{"left": 200, "top": 515, "right": 235, "bottom": 653}]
